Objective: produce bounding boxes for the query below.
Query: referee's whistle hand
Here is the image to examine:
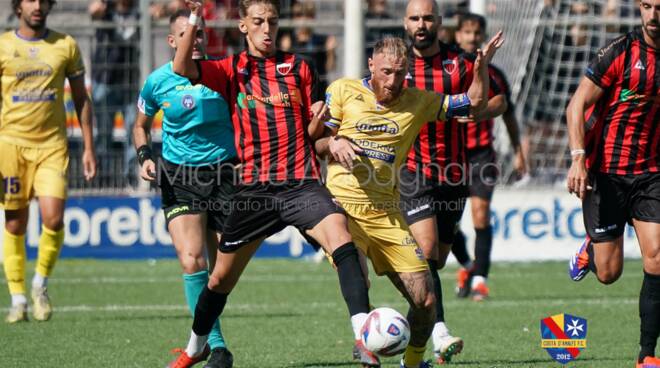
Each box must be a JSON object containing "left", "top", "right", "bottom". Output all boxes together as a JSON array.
[{"left": 140, "top": 160, "right": 157, "bottom": 182}]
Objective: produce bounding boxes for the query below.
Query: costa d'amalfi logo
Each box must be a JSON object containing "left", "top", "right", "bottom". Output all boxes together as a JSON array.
[
  {"left": 355, "top": 117, "right": 400, "bottom": 135},
  {"left": 182, "top": 95, "right": 195, "bottom": 109}
]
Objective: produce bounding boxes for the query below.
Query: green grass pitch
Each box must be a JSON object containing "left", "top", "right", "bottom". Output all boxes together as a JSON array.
[{"left": 0, "top": 259, "right": 645, "bottom": 367}]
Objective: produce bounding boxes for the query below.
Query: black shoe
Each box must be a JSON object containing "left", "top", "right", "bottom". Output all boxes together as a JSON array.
[{"left": 203, "top": 347, "right": 233, "bottom": 368}]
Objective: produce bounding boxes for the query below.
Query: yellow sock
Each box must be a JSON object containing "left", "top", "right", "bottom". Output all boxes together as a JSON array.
[
  {"left": 3, "top": 230, "right": 26, "bottom": 295},
  {"left": 403, "top": 344, "right": 427, "bottom": 367},
  {"left": 35, "top": 225, "right": 64, "bottom": 278}
]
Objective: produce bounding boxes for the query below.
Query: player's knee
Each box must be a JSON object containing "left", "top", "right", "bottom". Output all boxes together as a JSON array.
[
  {"left": 596, "top": 268, "right": 621, "bottom": 285},
  {"left": 208, "top": 273, "right": 235, "bottom": 293},
  {"left": 179, "top": 253, "right": 207, "bottom": 274},
  {"left": 4, "top": 221, "right": 27, "bottom": 235},
  {"left": 41, "top": 214, "right": 64, "bottom": 231},
  {"left": 643, "top": 252, "right": 660, "bottom": 275}
]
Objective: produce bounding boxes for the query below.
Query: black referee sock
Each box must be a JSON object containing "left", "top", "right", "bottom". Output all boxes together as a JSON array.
[
  {"left": 639, "top": 272, "right": 660, "bottom": 362},
  {"left": 451, "top": 230, "right": 472, "bottom": 267},
  {"left": 192, "top": 286, "right": 228, "bottom": 336},
  {"left": 473, "top": 226, "right": 493, "bottom": 278},
  {"left": 332, "top": 242, "right": 370, "bottom": 316},
  {"left": 427, "top": 259, "right": 445, "bottom": 322}
]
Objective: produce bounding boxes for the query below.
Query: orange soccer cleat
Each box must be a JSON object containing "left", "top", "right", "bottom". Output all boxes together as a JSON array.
[
  {"left": 638, "top": 356, "right": 660, "bottom": 368},
  {"left": 165, "top": 345, "right": 210, "bottom": 368}
]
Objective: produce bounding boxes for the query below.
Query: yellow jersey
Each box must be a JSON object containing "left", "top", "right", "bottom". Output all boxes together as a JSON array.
[
  {"left": 325, "top": 78, "right": 449, "bottom": 206},
  {"left": 0, "top": 29, "right": 85, "bottom": 147}
]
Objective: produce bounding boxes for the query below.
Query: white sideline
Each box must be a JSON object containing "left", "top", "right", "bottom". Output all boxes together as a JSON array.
[{"left": 0, "top": 297, "right": 638, "bottom": 314}]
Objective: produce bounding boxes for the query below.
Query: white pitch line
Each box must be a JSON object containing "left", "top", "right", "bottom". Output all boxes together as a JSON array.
[{"left": 0, "top": 297, "right": 638, "bottom": 314}]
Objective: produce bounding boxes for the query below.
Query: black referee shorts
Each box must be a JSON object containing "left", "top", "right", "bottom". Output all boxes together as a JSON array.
[
  {"left": 583, "top": 172, "right": 660, "bottom": 242},
  {"left": 399, "top": 168, "right": 468, "bottom": 244},
  {"left": 216, "top": 180, "right": 345, "bottom": 253},
  {"left": 158, "top": 159, "right": 238, "bottom": 229}
]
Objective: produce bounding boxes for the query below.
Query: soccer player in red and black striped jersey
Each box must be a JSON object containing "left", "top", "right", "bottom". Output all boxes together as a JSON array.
[
  {"left": 566, "top": 1, "right": 660, "bottom": 366},
  {"left": 399, "top": 0, "right": 508, "bottom": 364},
  {"left": 449, "top": 13, "right": 527, "bottom": 302},
  {"left": 168, "top": 1, "right": 373, "bottom": 367}
]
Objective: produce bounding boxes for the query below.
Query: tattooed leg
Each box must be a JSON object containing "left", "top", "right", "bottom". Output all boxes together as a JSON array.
[{"left": 387, "top": 270, "right": 436, "bottom": 347}]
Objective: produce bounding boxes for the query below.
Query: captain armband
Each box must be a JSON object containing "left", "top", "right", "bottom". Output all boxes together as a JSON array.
[{"left": 445, "top": 93, "right": 471, "bottom": 118}]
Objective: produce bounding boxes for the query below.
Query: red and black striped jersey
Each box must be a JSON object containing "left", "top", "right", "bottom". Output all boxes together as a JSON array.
[
  {"left": 406, "top": 42, "right": 472, "bottom": 184},
  {"left": 198, "top": 51, "right": 322, "bottom": 183},
  {"left": 584, "top": 27, "right": 660, "bottom": 175},
  {"left": 465, "top": 64, "right": 511, "bottom": 151}
]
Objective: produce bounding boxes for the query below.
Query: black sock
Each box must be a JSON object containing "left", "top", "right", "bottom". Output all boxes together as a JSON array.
[
  {"left": 473, "top": 226, "right": 493, "bottom": 277},
  {"left": 427, "top": 259, "right": 444, "bottom": 322},
  {"left": 451, "top": 230, "right": 472, "bottom": 267},
  {"left": 639, "top": 272, "right": 660, "bottom": 362},
  {"left": 332, "top": 242, "right": 370, "bottom": 316},
  {"left": 192, "top": 286, "right": 228, "bottom": 336}
]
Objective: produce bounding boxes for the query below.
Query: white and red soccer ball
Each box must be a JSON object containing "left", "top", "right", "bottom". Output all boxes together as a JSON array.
[{"left": 360, "top": 307, "right": 411, "bottom": 356}]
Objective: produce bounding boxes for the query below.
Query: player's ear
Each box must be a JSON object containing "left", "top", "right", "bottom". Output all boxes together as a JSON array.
[
  {"left": 238, "top": 18, "right": 248, "bottom": 35},
  {"left": 368, "top": 57, "right": 375, "bottom": 74},
  {"left": 167, "top": 34, "right": 176, "bottom": 50}
]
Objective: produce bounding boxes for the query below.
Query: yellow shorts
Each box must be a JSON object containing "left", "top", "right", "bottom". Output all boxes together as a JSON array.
[
  {"left": 0, "top": 141, "right": 69, "bottom": 210},
  {"left": 341, "top": 201, "right": 428, "bottom": 276}
]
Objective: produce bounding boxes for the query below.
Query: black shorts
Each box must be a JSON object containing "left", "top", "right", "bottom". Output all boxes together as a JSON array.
[
  {"left": 583, "top": 172, "right": 660, "bottom": 242},
  {"left": 467, "top": 147, "right": 498, "bottom": 200},
  {"left": 158, "top": 159, "right": 237, "bottom": 229},
  {"left": 399, "top": 169, "right": 468, "bottom": 244},
  {"left": 216, "top": 180, "right": 345, "bottom": 252}
]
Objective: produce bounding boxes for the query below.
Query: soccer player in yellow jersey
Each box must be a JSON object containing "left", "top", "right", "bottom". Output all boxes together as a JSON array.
[
  {"left": 316, "top": 35, "right": 502, "bottom": 368},
  {"left": 0, "top": 0, "right": 97, "bottom": 323}
]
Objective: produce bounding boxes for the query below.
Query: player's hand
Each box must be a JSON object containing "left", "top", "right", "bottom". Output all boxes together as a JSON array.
[
  {"left": 309, "top": 102, "right": 330, "bottom": 139},
  {"left": 140, "top": 159, "right": 157, "bottom": 182},
  {"left": 184, "top": 0, "right": 204, "bottom": 16},
  {"left": 567, "top": 155, "right": 591, "bottom": 199},
  {"left": 513, "top": 149, "right": 527, "bottom": 177},
  {"left": 475, "top": 30, "right": 504, "bottom": 70},
  {"left": 82, "top": 149, "right": 97, "bottom": 181},
  {"left": 328, "top": 136, "right": 363, "bottom": 170}
]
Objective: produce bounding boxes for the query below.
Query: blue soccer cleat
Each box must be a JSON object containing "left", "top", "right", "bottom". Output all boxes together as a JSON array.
[{"left": 569, "top": 237, "right": 592, "bottom": 281}]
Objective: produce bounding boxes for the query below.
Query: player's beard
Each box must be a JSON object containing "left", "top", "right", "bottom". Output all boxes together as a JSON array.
[
  {"left": 643, "top": 20, "right": 660, "bottom": 41},
  {"left": 23, "top": 12, "right": 47, "bottom": 31},
  {"left": 409, "top": 29, "right": 437, "bottom": 50}
]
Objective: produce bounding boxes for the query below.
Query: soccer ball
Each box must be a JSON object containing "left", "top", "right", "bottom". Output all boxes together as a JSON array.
[{"left": 360, "top": 307, "right": 411, "bottom": 357}]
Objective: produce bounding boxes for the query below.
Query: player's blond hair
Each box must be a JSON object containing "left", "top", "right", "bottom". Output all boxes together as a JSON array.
[{"left": 372, "top": 37, "right": 409, "bottom": 61}]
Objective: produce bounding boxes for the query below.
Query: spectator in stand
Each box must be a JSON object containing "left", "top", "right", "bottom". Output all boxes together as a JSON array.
[
  {"left": 89, "top": 0, "right": 140, "bottom": 186},
  {"left": 279, "top": 0, "right": 336, "bottom": 91},
  {"left": 365, "top": 0, "right": 403, "bottom": 60}
]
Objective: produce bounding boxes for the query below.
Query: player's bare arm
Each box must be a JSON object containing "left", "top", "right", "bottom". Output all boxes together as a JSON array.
[
  {"left": 464, "top": 31, "right": 504, "bottom": 117},
  {"left": 566, "top": 77, "right": 604, "bottom": 199},
  {"left": 315, "top": 127, "right": 364, "bottom": 171},
  {"left": 69, "top": 75, "right": 97, "bottom": 181},
  {"left": 172, "top": 0, "right": 202, "bottom": 80},
  {"left": 132, "top": 111, "right": 156, "bottom": 181},
  {"left": 308, "top": 101, "right": 328, "bottom": 140},
  {"left": 502, "top": 108, "right": 527, "bottom": 175}
]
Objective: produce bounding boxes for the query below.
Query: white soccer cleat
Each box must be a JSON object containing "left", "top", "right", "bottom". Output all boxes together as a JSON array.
[
  {"left": 433, "top": 334, "right": 463, "bottom": 364},
  {"left": 31, "top": 286, "right": 52, "bottom": 321}
]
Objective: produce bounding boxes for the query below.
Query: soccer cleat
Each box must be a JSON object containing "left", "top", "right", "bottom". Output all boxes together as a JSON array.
[
  {"left": 203, "top": 347, "right": 233, "bottom": 368},
  {"left": 166, "top": 345, "right": 210, "bottom": 368},
  {"left": 455, "top": 267, "right": 472, "bottom": 298},
  {"left": 569, "top": 237, "right": 592, "bottom": 281},
  {"left": 5, "top": 303, "right": 28, "bottom": 323},
  {"left": 637, "top": 356, "right": 660, "bottom": 368},
  {"left": 353, "top": 340, "right": 381, "bottom": 367},
  {"left": 434, "top": 335, "right": 463, "bottom": 364},
  {"left": 399, "top": 359, "right": 433, "bottom": 368},
  {"left": 31, "top": 286, "right": 52, "bottom": 321},
  {"left": 471, "top": 282, "right": 490, "bottom": 302}
]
